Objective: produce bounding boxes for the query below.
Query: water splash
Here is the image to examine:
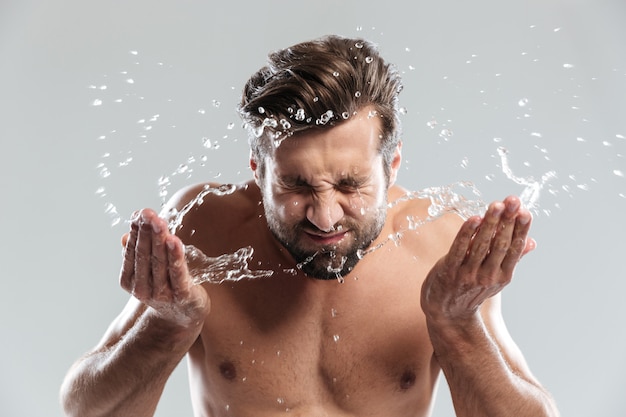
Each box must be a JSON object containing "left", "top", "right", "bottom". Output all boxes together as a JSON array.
[
  {"left": 497, "top": 147, "right": 556, "bottom": 211},
  {"left": 186, "top": 245, "right": 273, "bottom": 284},
  {"left": 181, "top": 152, "right": 556, "bottom": 285},
  {"left": 163, "top": 183, "right": 241, "bottom": 233}
]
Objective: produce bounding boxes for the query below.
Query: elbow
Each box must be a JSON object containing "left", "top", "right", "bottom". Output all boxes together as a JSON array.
[
  {"left": 59, "top": 377, "right": 80, "bottom": 417},
  {"left": 60, "top": 371, "right": 88, "bottom": 417},
  {"left": 532, "top": 391, "right": 560, "bottom": 417},
  {"left": 60, "top": 365, "right": 103, "bottom": 417}
]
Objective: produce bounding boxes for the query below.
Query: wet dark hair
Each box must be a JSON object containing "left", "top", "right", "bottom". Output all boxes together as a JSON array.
[{"left": 238, "top": 34, "right": 403, "bottom": 178}]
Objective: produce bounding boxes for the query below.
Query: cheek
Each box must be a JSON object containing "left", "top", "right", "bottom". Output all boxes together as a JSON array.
[
  {"left": 273, "top": 193, "right": 307, "bottom": 221},
  {"left": 347, "top": 187, "right": 386, "bottom": 218}
]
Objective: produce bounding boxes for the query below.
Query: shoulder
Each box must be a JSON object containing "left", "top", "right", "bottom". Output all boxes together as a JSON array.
[
  {"left": 387, "top": 184, "right": 464, "bottom": 256},
  {"left": 161, "top": 180, "right": 263, "bottom": 244}
]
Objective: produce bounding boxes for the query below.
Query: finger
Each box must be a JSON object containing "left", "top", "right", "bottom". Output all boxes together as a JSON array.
[
  {"left": 522, "top": 237, "right": 536, "bottom": 257},
  {"left": 446, "top": 216, "right": 481, "bottom": 270},
  {"left": 166, "top": 235, "right": 191, "bottom": 298},
  {"left": 120, "top": 221, "right": 139, "bottom": 292},
  {"left": 482, "top": 198, "right": 519, "bottom": 272},
  {"left": 464, "top": 201, "right": 504, "bottom": 269},
  {"left": 501, "top": 210, "right": 532, "bottom": 275},
  {"left": 133, "top": 210, "right": 156, "bottom": 299},
  {"left": 121, "top": 232, "right": 130, "bottom": 248},
  {"left": 150, "top": 216, "right": 171, "bottom": 300}
]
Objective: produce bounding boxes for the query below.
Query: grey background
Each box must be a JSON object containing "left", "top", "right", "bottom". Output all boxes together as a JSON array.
[{"left": 1, "top": 0, "right": 625, "bottom": 416}]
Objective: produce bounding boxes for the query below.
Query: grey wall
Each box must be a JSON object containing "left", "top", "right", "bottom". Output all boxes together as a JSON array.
[{"left": 1, "top": 1, "right": 625, "bottom": 416}]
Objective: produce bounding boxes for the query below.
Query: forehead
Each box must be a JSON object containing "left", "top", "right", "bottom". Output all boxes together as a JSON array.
[{"left": 267, "top": 109, "right": 384, "bottom": 175}]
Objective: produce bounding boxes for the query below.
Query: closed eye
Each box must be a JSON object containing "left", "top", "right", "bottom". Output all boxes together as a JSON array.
[{"left": 335, "top": 177, "right": 366, "bottom": 192}]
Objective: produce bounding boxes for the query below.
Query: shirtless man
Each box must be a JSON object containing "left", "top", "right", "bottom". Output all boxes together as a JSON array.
[{"left": 61, "top": 35, "right": 559, "bottom": 417}]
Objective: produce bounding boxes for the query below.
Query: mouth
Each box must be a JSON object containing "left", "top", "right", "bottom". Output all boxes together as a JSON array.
[{"left": 304, "top": 230, "right": 348, "bottom": 246}]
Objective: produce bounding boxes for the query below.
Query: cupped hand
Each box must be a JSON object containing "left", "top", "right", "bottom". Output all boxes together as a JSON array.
[
  {"left": 420, "top": 196, "right": 535, "bottom": 323},
  {"left": 119, "top": 209, "right": 210, "bottom": 326}
]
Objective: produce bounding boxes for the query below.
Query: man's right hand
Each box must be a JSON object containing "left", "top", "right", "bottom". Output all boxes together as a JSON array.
[{"left": 120, "top": 208, "right": 210, "bottom": 327}]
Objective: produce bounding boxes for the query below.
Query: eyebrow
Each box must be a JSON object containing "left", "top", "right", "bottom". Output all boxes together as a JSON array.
[{"left": 278, "top": 173, "right": 369, "bottom": 188}]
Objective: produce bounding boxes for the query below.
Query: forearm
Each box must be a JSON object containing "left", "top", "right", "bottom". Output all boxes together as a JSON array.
[
  {"left": 429, "top": 315, "right": 558, "bottom": 417},
  {"left": 61, "top": 309, "right": 202, "bottom": 417}
]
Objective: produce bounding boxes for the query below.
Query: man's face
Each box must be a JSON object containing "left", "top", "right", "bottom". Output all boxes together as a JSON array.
[{"left": 253, "top": 109, "right": 401, "bottom": 280}]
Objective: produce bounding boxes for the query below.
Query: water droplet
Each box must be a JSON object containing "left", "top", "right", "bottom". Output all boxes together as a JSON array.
[
  {"left": 354, "top": 91, "right": 361, "bottom": 98},
  {"left": 518, "top": 98, "right": 529, "bottom": 107},
  {"left": 365, "top": 56, "right": 373, "bottom": 63},
  {"left": 294, "top": 108, "right": 306, "bottom": 121},
  {"left": 439, "top": 129, "right": 453, "bottom": 140},
  {"left": 99, "top": 167, "right": 111, "bottom": 178},
  {"left": 333, "top": 71, "right": 340, "bottom": 77},
  {"left": 198, "top": 108, "right": 206, "bottom": 114},
  {"left": 316, "top": 110, "right": 334, "bottom": 125},
  {"left": 563, "top": 63, "right": 574, "bottom": 69},
  {"left": 202, "top": 137, "right": 213, "bottom": 149},
  {"left": 126, "top": 78, "right": 135, "bottom": 84},
  {"left": 355, "top": 42, "right": 363, "bottom": 48},
  {"left": 333, "top": 334, "right": 340, "bottom": 343},
  {"left": 331, "top": 308, "right": 338, "bottom": 318},
  {"left": 176, "top": 164, "right": 189, "bottom": 174},
  {"left": 118, "top": 157, "right": 133, "bottom": 167},
  {"left": 91, "top": 99, "right": 103, "bottom": 106},
  {"left": 212, "top": 99, "right": 221, "bottom": 108},
  {"left": 614, "top": 169, "right": 624, "bottom": 177},
  {"left": 258, "top": 106, "right": 265, "bottom": 114}
]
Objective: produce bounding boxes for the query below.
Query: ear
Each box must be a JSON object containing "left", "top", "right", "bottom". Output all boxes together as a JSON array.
[
  {"left": 387, "top": 142, "right": 402, "bottom": 187},
  {"left": 249, "top": 151, "right": 261, "bottom": 186}
]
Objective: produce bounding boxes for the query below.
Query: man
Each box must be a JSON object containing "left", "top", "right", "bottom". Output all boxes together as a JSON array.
[{"left": 61, "top": 35, "right": 559, "bottom": 417}]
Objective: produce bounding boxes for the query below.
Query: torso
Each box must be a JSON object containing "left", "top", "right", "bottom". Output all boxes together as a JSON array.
[{"left": 172, "top": 180, "right": 461, "bottom": 417}]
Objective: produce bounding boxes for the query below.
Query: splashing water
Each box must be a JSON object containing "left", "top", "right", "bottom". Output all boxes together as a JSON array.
[
  {"left": 164, "top": 183, "right": 241, "bottom": 234},
  {"left": 497, "top": 147, "right": 556, "bottom": 212},
  {"left": 176, "top": 145, "right": 556, "bottom": 285},
  {"left": 157, "top": 182, "right": 274, "bottom": 285},
  {"left": 185, "top": 245, "right": 273, "bottom": 285}
]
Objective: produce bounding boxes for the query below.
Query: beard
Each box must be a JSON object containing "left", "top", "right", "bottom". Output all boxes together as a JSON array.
[{"left": 263, "top": 201, "right": 387, "bottom": 280}]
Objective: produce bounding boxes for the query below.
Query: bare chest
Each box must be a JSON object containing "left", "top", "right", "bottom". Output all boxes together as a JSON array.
[{"left": 189, "top": 251, "right": 438, "bottom": 416}]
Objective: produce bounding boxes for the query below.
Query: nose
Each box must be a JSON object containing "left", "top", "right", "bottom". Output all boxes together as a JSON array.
[{"left": 306, "top": 192, "right": 344, "bottom": 233}]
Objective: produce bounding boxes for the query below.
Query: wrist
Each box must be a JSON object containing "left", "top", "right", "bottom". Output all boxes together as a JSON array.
[
  {"left": 425, "top": 311, "right": 487, "bottom": 356},
  {"left": 139, "top": 307, "right": 205, "bottom": 350}
]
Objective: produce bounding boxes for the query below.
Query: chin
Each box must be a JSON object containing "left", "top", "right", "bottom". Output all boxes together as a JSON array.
[{"left": 297, "top": 250, "right": 361, "bottom": 280}]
